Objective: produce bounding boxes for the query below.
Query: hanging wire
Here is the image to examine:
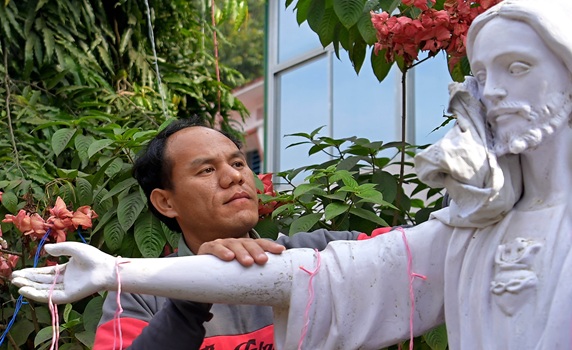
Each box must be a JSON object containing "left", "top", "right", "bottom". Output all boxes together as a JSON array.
[{"left": 143, "top": 0, "right": 169, "bottom": 118}]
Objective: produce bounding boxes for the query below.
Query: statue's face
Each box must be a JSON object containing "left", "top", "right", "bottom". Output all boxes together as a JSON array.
[{"left": 470, "top": 17, "right": 572, "bottom": 156}]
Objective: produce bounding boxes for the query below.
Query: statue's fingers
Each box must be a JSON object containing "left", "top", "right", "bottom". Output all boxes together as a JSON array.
[
  {"left": 11, "top": 276, "right": 61, "bottom": 290},
  {"left": 11, "top": 265, "right": 59, "bottom": 281},
  {"left": 18, "top": 285, "right": 67, "bottom": 304},
  {"left": 12, "top": 272, "right": 64, "bottom": 284}
]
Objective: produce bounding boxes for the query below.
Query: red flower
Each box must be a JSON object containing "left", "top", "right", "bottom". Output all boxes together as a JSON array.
[
  {"left": 71, "top": 206, "right": 98, "bottom": 229},
  {"left": 257, "top": 173, "right": 282, "bottom": 217}
]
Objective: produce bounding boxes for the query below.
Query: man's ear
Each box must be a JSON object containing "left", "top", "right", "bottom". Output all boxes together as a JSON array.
[{"left": 150, "top": 188, "right": 178, "bottom": 218}]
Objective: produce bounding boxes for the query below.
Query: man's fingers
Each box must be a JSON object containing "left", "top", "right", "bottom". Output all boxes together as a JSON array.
[
  {"left": 198, "top": 238, "right": 286, "bottom": 266},
  {"left": 253, "top": 239, "right": 286, "bottom": 254},
  {"left": 198, "top": 241, "right": 238, "bottom": 261}
]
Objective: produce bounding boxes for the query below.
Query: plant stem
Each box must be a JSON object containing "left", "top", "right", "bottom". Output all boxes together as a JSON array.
[
  {"left": 0, "top": 249, "right": 22, "bottom": 256},
  {"left": 392, "top": 66, "right": 410, "bottom": 226}
]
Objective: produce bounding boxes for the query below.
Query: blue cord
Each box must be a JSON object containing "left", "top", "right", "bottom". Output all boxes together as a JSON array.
[{"left": 0, "top": 229, "right": 51, "bottom": 345}]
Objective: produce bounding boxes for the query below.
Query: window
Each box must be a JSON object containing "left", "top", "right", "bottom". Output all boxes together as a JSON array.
[{"left": 266, "top": 1, "right": 453, "bottom": 175}]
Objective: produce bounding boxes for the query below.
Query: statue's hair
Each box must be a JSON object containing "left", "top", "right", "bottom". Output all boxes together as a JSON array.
[{"left": 467, "top": 0, "right": 572, "bottom": 75}]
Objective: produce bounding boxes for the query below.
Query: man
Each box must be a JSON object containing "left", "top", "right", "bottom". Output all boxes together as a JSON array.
[
  {"left": 91, "top": 116, "right": 364, "bottom": 349},
  {"left": 14, "top": 0, "right": 572, "bottom": 348}
]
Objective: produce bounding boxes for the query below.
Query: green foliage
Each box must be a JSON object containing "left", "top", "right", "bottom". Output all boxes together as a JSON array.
[
  {"left": 288, "top": 0, "right": 391, "bottom": 77},
  {"left": 256, "top": 127, "right": 444, "bottom": 236},
  {"left": 0, "top": 0, "right": 253, "bottom": 348}
]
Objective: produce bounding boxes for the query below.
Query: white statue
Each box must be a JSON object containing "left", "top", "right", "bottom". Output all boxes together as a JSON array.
[{"left": 12, "top": 1, "right": 572, "bottom": 348}]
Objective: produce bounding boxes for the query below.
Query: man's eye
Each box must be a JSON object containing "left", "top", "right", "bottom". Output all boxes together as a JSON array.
[
  {"left": 233, "top": 161, "right": 245, "bottom": 168},
  {"left": 509, "top": 62, "right": 530, "bottom": 75},
  {"left": 200, "top": 167, "right": 215, "bottom": 174}
]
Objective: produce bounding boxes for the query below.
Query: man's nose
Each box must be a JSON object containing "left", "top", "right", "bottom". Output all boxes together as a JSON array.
[{"left": 220, "top": 165, "right": 244, "bottom": 187}]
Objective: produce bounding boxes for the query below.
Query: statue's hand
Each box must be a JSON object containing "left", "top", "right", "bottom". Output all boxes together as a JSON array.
[
  {"left": 198, "top": 238, "right": 285, "bottom": 266},
  {"left": 11, "top": 242, "right": 117, "bottom": 304}
]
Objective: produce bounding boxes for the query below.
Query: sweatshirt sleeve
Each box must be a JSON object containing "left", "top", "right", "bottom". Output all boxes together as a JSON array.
[
  {"left": 93, "top": 291, "right": 165, "bottom": 350},
  {"left": 126, "top": 299, "right": 212, "bottom": 350},
  {"left": 275, "top": 229, "right": 362, "bottom": 250}
]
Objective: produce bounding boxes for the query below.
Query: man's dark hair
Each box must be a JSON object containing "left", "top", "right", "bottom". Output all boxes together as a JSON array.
[{"left": 133, "top": 116, "right": 242, "bottom": 232}]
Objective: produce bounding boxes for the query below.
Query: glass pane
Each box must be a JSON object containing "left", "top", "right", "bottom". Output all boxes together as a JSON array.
[
  {"left": 333, "top": 50, "right": 398, "bottom": 146},
  {"left": 413, "top": 54, "right": 454, "bottom": 146},
  {"left": 278, "top": 57, "right": 329, "bottom": 172},
  {"left": 277, "top": 0, "right": 322, "bottom": 63}
]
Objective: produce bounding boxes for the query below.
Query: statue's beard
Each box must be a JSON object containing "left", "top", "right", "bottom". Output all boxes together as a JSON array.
[{"left": 490, "top": 92, "right": 572, "bottom": 156}]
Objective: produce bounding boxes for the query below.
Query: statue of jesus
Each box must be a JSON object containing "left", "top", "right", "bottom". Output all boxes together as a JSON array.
[{"left": 12, "top": 1, "right": 572, "bottom": 348}]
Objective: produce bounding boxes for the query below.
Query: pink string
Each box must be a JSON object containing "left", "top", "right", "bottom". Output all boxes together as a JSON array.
[
  {"left": 396, "top": 227, "right": 427, "bottom": 350},
  {"left": 297, "top": 248, "right": 321, "bottom": 350},
  {"left": 48, "top": 265, "right": 61, "bottom": 350},
  {"left": 113, "top": 257, "right": 130, "bottom": 350}
]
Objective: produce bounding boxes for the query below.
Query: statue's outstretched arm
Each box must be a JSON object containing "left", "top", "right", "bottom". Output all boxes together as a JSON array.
[{"left": 11, "top": 242, "right": 294, "bottom": 306}]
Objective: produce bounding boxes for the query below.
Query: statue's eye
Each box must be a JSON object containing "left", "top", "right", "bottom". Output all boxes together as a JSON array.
[
  {"left": 475, "top": 70, "right": 486, "bottom": 85},
  {"left": 509, "top": 61, "right": 530, "bottom": 75}
]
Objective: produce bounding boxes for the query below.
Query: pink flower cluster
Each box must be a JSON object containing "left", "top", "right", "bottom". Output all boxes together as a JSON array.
[
  {"left": 2, "top": 197, "right": 98, "bottom": 243},
  {"left": 371, "top": 0, "right": 501, "bottom": 67}
]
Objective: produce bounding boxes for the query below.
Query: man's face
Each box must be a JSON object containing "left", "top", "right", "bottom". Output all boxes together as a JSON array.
[
  {"left": 470, "top": 17, "right": 572, "bottom": 156},
  {"left": 157, "top": 127, "right": 259, "bottom": 249}
]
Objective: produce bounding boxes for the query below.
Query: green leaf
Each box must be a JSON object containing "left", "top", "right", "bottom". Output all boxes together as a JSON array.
[
  {"left": 325, "top": 202, "right": 350, "bottom": 221},
  {"left": 371, "top": 48, "right": 393, "bottom": 82},
  {"left": 379, "top": 0, "right": 400, "bottom": 12},
  {"left": 101, "top": 178, "right": 138, "bottom": 201},
  {"left": 289, "top": 213, "right": 322, "bottom": 235},
  {"left": 253, "top": 216, "right": 280, "bottom": 239},
  {"left": 307, "top": 0, "right": 325, "bottom": 33},
  {"left": 87, "top": 139, "right": 114, "bottom": 159},
  {"left": 103, "top": 216, "right": 125, "bottom": 251},
  {"left": 357, "top": 12, "right": 377, "bottom": 45},
  {"left": 351, "top": 38, "right": 367, "bottom": 74},
  {"left": 83, "top": 296, "right": 104, "bottom": 333},
  {"left": 295, "top": 0, "right": 313, "bottom": 25},
  {"left": 35, "top": 325, "right": 61, "bottom": 347},
  {"left": 43, "top": 27, "right": 55, "bottom": 62},
  {"left": 52, "top": 128, "right": 77, "bottom": 156},
  {"left": 318, "top": 7, "right": 338, "bottom": 47},
  {"left": 93, "top": 187, "right": 114, "bottom": 214},
  {"left": 104, "top": 157, "right": 124, "bottom": 178},
  {"left": 119, "top": 28, "right": 133, "bottom": 55},
  {"left": 63, "top": 303, "right": 73, "bottom": 323},
  {"left": 1, "top": 190, "right": 19, "bottom": 212},
  {"left": 24, "top": 32, "right": 36, "bottom": 77},
  {"left": 423, "top": 324, "right": 448, "bottom": 350},
  {"left": 293, "top": 183, "right": 326, "bottom": 198},
  {"left": 333, "top": 0, "right": 362, "bottom": 29},
  {"left": 76, "top": 177, "right": 93, "bottom": 206},
  {"left": 135, "top": 213, "right": 166, "bottom": 258},
  {"left": 350, "top": 207, "right": 388, "bottom": 226},
  {"left": 75, "top": 331, "right": 96, "bottom": 348},
  {"left": 74, "top": 134, "right": 93, "bottom": 163},
  {"left": 162, "top": 223, "right": 180, "bottom": 249},
  {"left": 117, "top": 191, "right": 146, "bottom": 231}
]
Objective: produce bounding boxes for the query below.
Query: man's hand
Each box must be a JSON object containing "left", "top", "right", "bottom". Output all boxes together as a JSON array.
[
  {"left": 198, "top": 238, "right": 285, "bottom": 267},
  {"left": 11, "top": 242, "right": 116, "bottom": 304}
]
